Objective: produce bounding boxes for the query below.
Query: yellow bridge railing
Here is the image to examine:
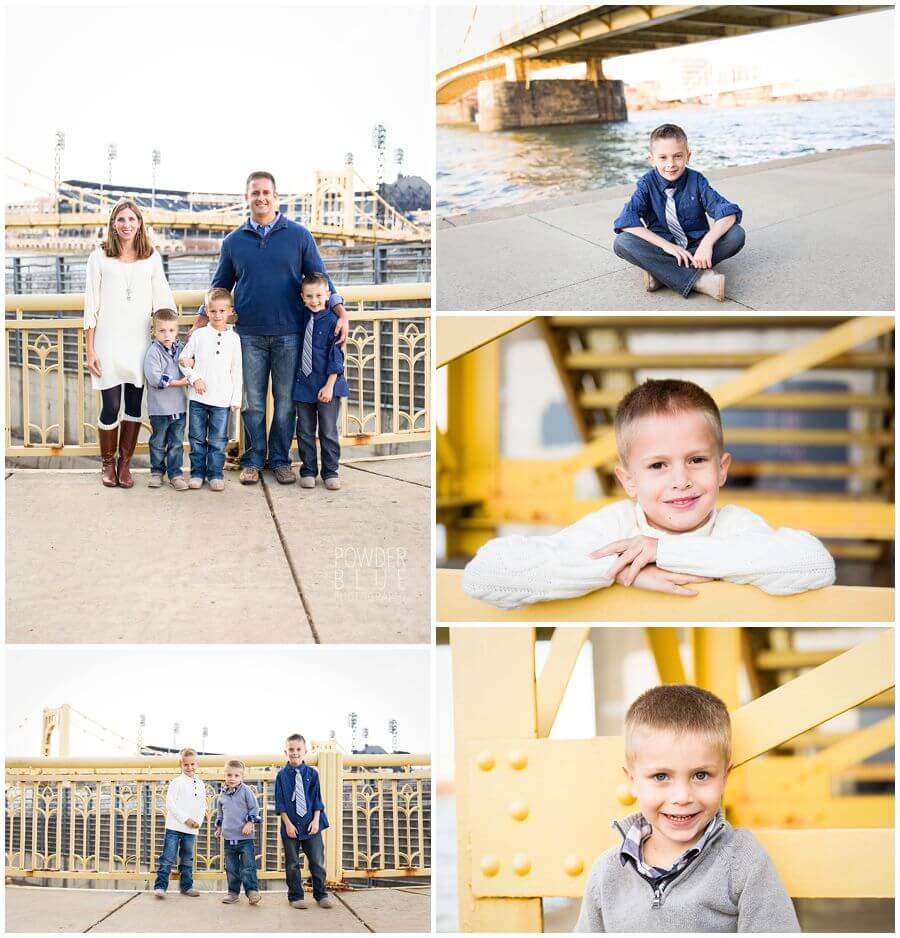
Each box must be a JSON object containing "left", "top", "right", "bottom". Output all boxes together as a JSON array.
[
  {"left": 5, "top": 749, "right": 431, "bottom": 885},
  {"left": 5, "top": 285, "right": 430, "bottom": 458}
]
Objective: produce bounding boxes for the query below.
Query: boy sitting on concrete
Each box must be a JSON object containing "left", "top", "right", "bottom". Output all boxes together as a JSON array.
[
  {"left": 576, "top": 684, "right": 800, "bottom": 932},
  {"left": 463, "top": 379, "right": 834, "bottom": 609},
  {"left": 613, "top": 124, "right": 745, "bottom": 302}
]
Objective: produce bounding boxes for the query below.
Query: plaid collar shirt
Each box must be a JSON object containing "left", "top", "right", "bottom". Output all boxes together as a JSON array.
[{"left": 615, "top": 810, "right": 724, "bottom": 881}]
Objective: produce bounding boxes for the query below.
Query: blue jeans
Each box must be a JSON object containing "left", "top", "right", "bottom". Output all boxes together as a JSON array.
[
  {"left": 224, "top": 839, "right": 259, "bottom": 895},
  {"left": 296, "top": 399, "right": 341, "bottom": 479},
  {"left": 188, "top": 401, "right": 229, "bottom": 481},
  {"left": 613, "top": 224, "right": 746, "bottom": 297},
  {"left": 148, "top": 414, "right": 186, "bottom": 479},
  {"left": 281, "top": 830, "right": 327, "bottom": 901},
  {"left": 240, "top": 333, "right": 300, "bottom": 471},
  {"left": 154, "top": 828, "right": 196, "bottom": 892}
]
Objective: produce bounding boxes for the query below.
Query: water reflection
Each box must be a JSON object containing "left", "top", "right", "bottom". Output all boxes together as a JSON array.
[{"left": 437, "top": 98, "right": 894, "bottom": 215}]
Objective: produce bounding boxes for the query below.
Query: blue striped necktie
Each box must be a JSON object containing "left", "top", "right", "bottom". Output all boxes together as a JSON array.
[
  {"left": 294, "top": 768, "right": 307, "bottom": 816},
  {"left": 664, "top": 187, "right": 688, "bottom": 248},
  {"left": 301, "top": 317, "right": 314, "bottom": 377}
]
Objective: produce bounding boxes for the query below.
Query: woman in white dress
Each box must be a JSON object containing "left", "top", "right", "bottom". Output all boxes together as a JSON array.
[{"left": 84, "top": 199, "right": 176, "bottom": 487}]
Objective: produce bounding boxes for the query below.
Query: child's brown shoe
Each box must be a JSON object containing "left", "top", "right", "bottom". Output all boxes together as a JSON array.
[
  {"left": 693, "top": 270, "right": 725, "bottom": 302},
  {"left": 222, "top": 893, "right": 239, "bottom": 904},
  {"left": 642, "top": 271, "right": 662, "bottom": 292},
  {"left": 180, "top": 888, "right": 200, "bottom": 897},
  {"left": 170, "top": 476, "right": 188, "bottom": 492},
  {"left": 247, "top": 891, "right": 261, "bottom": 905}
]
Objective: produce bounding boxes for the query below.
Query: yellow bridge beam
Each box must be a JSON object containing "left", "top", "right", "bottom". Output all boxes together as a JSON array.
[
  {"left": 545, "top": 315, "right": 895, "bottom": 480},
  {"left": 437, "top": 572, "right": 894, "bottom": 622},
  {"left": 437, "top": 316, "right": 534, "bottom": 369}
]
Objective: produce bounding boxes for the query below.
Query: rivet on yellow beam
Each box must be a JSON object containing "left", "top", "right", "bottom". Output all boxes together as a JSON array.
[
  {"left": 477, "top": 750, "right": 495, "bottom": 771},
  {"left": 509, "top": 750, "right": 528, "bottom": 770},
  {"left": 563, "top": 855, "right": 584, "bottom": 877},
  {"left": 510, "top": 800, "right": 529, "bottom": 821},
  {"left": 481, "top": 855, "right": 500, "bottom": 877},
  {"left": 512, "top": 853, "right": 532, "bottom": 876}
]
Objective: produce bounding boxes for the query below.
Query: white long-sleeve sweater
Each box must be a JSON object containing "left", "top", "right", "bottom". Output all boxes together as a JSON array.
[
  {"left": 164, "top": 774, "right": 208, "bottom": 834},
  {"left": 462, "top": 500, "right": 836, "bottom": 610},
  {"left": 179, "top": 325, "right": 243, "bottom": 409}
]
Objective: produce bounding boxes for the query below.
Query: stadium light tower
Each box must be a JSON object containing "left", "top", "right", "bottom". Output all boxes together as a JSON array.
[
  {"left": 344, "top": 152, "right": 354, "bottom": 167},
  {"left": 347, "top": 712, "right": 358, "bottom": 752},
  {"left": 389, "top": 719, "right": 398, "bottom": 752},
  {"left": 151, "top": 149, "right": 161, "bottom": 208},
  {"left": 102, "top": 143, "right": 117, "bottom": 207},
  {"left": 371, "top": 123, "right": 387, "bottom": 191},
  {"left": 137, "top": 713, "right": 146, "bottom": 754},
  {"left": 172, "top": 722, "right": 180, "bottom": 752},
  {"left": 53, "top": 131, "right": 65, "bottom": 211},
  {"left": 393, "top": 148, "right": 404, "bottom": 178},
  {"left": 201, "top": 726, "right": 208, "bottom": 754}
]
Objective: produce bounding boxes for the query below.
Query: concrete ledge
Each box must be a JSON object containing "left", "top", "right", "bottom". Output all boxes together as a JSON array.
[
  {"left": 436, "top": 570, "right": 894, "bottom": 622},
  {"left": 436, "top": 145, "right": 894, "bottom": 311}
]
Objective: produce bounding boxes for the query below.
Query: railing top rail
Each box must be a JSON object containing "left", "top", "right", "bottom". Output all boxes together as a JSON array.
[
  {"left": 5, "top": 283, "right": 431, "bottom": 313},
  {"left": 6, "top": 752, "right": 431, "bottom": 770}
]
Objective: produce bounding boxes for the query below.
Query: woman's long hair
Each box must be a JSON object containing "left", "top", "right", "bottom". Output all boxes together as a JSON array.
[{"left": 102, "top": 199, "right": 155, "bottom": 260}]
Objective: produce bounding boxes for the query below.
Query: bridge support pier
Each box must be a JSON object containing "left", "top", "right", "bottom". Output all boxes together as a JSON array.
[{"left": 476, "top": 78, "right": 626, "bottom": 132}]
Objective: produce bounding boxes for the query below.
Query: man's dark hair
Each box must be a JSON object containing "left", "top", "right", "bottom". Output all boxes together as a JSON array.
[
  {"left": 246, "top": 171, "right": 277, "bottom": 192},
  {"left": 301, "top": 272, "right": 329, "bottom": 289},
  {"left": 649, "top": 123, "right": 688, "bottom": 149}
]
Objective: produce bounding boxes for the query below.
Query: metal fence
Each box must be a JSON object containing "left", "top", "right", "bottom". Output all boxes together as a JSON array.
[
  {"left": 5, "top": 751, "right": 430, "bottom": 885},
  {"left": 4, "top": 286, "right": 430, "bottom": 457}
]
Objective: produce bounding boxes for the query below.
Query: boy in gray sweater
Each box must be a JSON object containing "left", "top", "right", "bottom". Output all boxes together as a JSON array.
[
  {"left": 575, "top": 685, "right": 800, "bottom": 933},
  {"left": 214, "top": 759, "right": 262, "bottom": 905},
  {"left": 143, "top": 308, "right": 190, "bottom": 490}
]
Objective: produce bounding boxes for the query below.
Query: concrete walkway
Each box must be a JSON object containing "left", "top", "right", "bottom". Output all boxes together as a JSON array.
[
  {"left": 5, "top": 456, "right": 429, "bottom": 644},
  {"left": 5, "top": 884, "right": 431, "bottom": 933},
  {"left": 437, "top": 145, "right": 894, "bottom": 311}
]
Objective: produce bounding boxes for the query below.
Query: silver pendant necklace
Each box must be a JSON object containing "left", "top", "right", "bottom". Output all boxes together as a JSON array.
[{"left": 121, "top": 257, "right": 137, "bottom": 302}]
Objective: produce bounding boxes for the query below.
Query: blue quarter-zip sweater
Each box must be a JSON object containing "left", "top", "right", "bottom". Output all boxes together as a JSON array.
[{"left": 210, "top": 215, "right": 340, "bottom": 337}]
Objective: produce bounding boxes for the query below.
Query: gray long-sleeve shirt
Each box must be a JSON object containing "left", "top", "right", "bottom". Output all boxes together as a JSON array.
[
  {"left": 575, "top": 817, "right": 800, "bottom": 933},
  {"left": 214, "top": 782, "right": 261, "bottom": 842},
  {"left": 143, "top": 339, "right": 188, "bottom": 416}
]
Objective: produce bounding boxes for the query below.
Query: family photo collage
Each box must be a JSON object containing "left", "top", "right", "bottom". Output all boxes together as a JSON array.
[{"left": 2, "top": 2, "right": 897, "bottom": 935}]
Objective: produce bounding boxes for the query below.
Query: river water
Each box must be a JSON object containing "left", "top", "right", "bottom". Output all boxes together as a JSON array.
[{"left": 437, "top": 97, "right": 894, "bottom": 216}]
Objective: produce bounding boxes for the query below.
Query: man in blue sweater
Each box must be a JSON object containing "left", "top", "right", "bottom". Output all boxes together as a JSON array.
[{"left": 195, "top": 172, "right": 349, "bottom": 484}]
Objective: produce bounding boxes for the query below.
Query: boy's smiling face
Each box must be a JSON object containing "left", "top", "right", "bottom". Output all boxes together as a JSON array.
[
  {"left": 207, "top": 299, "right": 231, "bottom": 331},
  {"left": 649, "top": 136, "right": 691, "bottom": 184},
  {"left": 615, "top": 410, "right": 730, "bottom": 534},
  {"left": 285, "top": 738, "right": 307, "bottom": 766},
  {"left": 181, "top": 754, "right": 198, "bottom": 778},
  {"left": 301, "top": 282, "right": 329, "bottom": 313},
  {"left": 625, "top": 727, "right": 728, "bottom": 860}
]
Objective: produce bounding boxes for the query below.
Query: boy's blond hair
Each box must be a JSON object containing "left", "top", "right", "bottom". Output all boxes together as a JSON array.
[
  {"left": 624, "top": 684, "right": 731, "bottom": 766},
  {"left": 614, "top": 379, "right": 723, "bottom": 462},
  {"left": 206, "top": 287, "right": 233, "bottom": 307},
  {"left": 179, "top": 747, "right": 198, "bottom": 761},
  {"left": 224, "top": 759, "right": 245, "bottom": 771}
]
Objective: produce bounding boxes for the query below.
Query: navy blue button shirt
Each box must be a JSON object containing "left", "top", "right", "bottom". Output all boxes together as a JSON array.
[
  {"left": 274, "top": 762, "right": 330, "bottom": 840},
  {"left": 613, "top": 167, "right": 742, "bottom": 243},
  {"left": 293, "top": 308, "right": 350, "bottom": 404}
]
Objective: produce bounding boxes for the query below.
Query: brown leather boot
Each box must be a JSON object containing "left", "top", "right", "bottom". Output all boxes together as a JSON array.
[
  {"left": 116, "top": 420, "right": 141, "bottom": 489},
  {"left": 98, "top": 426, "right": 119, "bottom": 487}
]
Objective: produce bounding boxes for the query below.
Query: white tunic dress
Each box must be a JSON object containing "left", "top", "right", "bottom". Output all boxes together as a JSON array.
[{"left": 83, "top": 248, "right": 176, "bottom": 390}]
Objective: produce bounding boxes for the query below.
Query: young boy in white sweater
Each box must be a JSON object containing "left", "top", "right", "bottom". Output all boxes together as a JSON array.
[
  {"left": 576, "top": 684, "right": 799, "bottom": 932},
  {"left": 463, "top": 379, "right": 835, "bottom": 609},
  {"left": 153, "top": 748, "right": 207, "bottom": 898},
  {"left": 179, "top": 288, "right": 243, "bottom": 492}
]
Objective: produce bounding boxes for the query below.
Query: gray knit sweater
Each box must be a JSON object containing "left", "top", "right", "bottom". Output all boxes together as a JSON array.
[{"left": 574, "top": 815, "right": 800, "bottom": 933}]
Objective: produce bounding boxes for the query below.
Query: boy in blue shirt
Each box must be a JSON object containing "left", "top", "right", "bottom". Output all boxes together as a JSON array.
[
  {"left": 613, "top": 123, "right": 745, "bottom": 302},
  {"left": 293, "top": 272, "right": 349, "bottom": 491},
  {"left": 274, "top": 733, "right": 334, "bottom": 910}
]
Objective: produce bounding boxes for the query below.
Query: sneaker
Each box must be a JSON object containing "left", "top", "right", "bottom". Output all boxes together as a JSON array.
[
  {"left": 148, "top": 473, "right": 163, "bottom": 488},
  {"left": 299, "top": 476, "right": 315, "bottom": 489},
  {"left": 180, "top": 887, "right": 200, "bottom": 897},
  {"left": 154, "top": 888, "right": 166, "bottom": 899},
  {"left": 324, "top": 477, "right": 341, "bottom": 491},
  {"left": 274, "top": 466, "right": 296, "bottom": 484},
  {"left": 209, "top": 479, "right": 225, "bottom": 492},
  {"left": 170, "top": 476, "right": 188, "bottom": 492},
  {"left": 247, "top": 891, "right": 261, "bottom": 905},
  {"left": 239, "top": 467, "right": 260, "bottom": 484},
  {"left": 290, "top": 899, "right": 308, "bottom": 909},
  {"left": 188, "top": 477, "right": 203, "bottom": 490},
  {"left": 317, "top": 897, "right": 334, "bottom": 909},
  {"left": 222, "top": 893, "right": 240, "bottom": 904}
]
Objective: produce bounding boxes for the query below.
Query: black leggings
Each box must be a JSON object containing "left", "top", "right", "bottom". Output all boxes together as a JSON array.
[{"left": 99, "top": 383, "right": 144, "bottom": 427}]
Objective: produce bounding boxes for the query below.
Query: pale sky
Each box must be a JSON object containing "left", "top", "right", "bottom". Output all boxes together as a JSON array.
[
  {"left": 437, "top": 5, "right": 894, "bottom": 88},
  {"left": 7, "top": 646, "right": 431, "bottom": 758},
  {"left": 4, "top": 2, "right": 434, "bottom": 202}
]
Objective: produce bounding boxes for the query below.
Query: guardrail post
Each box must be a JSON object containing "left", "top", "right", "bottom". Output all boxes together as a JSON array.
[{"left": 316, "top": 743, "right": 343, "bottom": 884}]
